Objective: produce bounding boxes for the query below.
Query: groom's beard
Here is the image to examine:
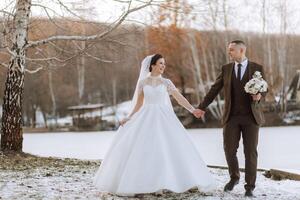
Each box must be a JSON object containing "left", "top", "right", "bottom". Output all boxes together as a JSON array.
[
  {"left": 229, "top": 57, "right": 241, "bottom": 62},
  {"left": 228, "top": 55, "right": 235, "bottom": 61}
]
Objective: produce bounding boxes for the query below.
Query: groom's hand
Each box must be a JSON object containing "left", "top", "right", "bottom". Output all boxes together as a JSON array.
[
  {"left": 251, "top": 93, "right": 262, "bottom": 101},
  {"left": 192, "top": 109, "right": 205, "bottom": 118}
]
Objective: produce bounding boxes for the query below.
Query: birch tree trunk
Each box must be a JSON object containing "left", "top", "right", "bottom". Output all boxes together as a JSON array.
[
  {"left": 188, "top": 32, "right": 203, "bottom": 104},
  {"left": 208, "top": 51, "right": 223, "bottom": 120},
  {"left": 0, "top": 0, "right": 152, "bottom": 152},
  {"left": 261, "top": 0, "right": 274, "bottom": 97},
  {"left": 200, "top": 39, "right": 222, "bottom": 120},
  {"left": 222, "top": 0, "right": 230, "bottom": 64},
  {"left": 1, "top": 0, "right": 31, "bottom": 151},
  {"left": 204, "top": 0, "right": 225, "bottom": 120},
  {"left": 77, "top": 42, "right": 85, "bottom": 104},
  {"left": 277, "top": 0, "right": 288, "bottom": 116},
  {"left": 48, "top": 69, "right": 57, "bottom": 128}
]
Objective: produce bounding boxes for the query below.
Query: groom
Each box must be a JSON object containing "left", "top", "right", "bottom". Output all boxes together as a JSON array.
[{"left": 193, "top": 40, "right": 267, "bottom": 197}]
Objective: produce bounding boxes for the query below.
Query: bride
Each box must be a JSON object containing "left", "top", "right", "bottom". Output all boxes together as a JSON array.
[{"left": 93, "top": 54, "right": 217, "bottom": 196}]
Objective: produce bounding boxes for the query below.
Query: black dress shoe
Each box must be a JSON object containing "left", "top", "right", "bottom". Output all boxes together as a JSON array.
[
  {"left": 245, "top": 189, "right": 254, "bottom": 197},
  {"left": 224, "top": 179, "right": 239, "bottom": 191}
]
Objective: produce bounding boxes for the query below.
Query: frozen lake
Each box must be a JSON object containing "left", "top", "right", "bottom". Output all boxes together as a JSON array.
[{"left": 23, "top": 126, "right": 300, "bottom": 171}]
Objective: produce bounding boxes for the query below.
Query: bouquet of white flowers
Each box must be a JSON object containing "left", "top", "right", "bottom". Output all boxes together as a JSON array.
[{"left": 244, "top": 71, "right": 268, "bottom": 95}]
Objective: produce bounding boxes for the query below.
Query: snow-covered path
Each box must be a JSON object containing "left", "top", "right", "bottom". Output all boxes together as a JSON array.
[{"left": 0, "top": 154, "right": 299, "bottom": 200}]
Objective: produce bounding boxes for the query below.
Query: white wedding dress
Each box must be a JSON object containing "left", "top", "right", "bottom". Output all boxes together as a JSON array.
[{"left": 93, "top": 76, "right": 216, "bottom": 195}]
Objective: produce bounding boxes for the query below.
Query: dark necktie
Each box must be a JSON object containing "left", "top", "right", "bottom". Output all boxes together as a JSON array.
[{"left": 237, "top": 63, "right": 242, "bottom": 80}]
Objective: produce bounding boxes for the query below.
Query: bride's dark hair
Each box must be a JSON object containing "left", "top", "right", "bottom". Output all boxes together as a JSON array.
[{"left": 149, "top": 54, "right": 163, "bottom": 72}]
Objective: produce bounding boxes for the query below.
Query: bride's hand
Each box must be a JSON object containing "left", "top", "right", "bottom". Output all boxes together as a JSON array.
[{"left": 120, "top": 117, "right": 130, "bottom": 126}]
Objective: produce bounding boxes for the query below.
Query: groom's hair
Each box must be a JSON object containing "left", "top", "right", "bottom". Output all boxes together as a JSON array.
[{"left": 229, "top": 40, "right": 246, "bottom": 47}]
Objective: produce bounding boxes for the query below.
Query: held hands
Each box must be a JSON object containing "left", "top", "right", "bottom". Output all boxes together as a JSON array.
[
  {"left": 251, "top": 93, "right": 262, "bottom": 101},
  {"left": 192, "top": 109, "right": 205, "bottom": 118}
]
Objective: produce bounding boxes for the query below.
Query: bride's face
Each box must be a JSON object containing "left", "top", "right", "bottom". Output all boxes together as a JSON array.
[{"left": 152, "top": 58, "right": 166, "bottom": 75}]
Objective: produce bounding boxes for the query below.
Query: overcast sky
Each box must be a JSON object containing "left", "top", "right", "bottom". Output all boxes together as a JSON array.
[{"left": 1, "top": 0, "right": 300, "bottom": 34}]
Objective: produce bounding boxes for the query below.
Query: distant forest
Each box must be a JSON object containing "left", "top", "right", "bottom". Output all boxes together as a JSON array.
[{"left": 1, "top": 18, "right": 300, "bottom": 126}]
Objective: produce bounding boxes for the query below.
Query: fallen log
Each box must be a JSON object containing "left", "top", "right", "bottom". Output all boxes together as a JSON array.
[{"left": 263, "top": 169, "right": 300, "bottom": 181}]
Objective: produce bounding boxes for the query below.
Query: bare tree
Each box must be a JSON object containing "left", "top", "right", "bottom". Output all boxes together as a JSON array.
[
  {"left": 260, "top": 0, "right": 274, "bottom": 99},
  {"left": 276, "top": 0, "right": 289, "bottom": 117},
  {"left": 199, "top": 0, "right": 226, "bottom": 120},
  {"left": 188, "top": 31, "right": 204, "bottom": 104},
  {"left": 0, "top": 0, "right": 32, "bottom": 151},
  {"left": 0, "top": 0, "right": 154, "bottom": 152},
  {"left": 71, "top": 0, "right": 96, "bottom": 104}
]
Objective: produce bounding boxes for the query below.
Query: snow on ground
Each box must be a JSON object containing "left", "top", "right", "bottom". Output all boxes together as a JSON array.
[
  {"left": 101, "top": 101, "right": 131, "bottom": 123},
  {"left": 46, "top": 116, "right": 73, "bottom": 127},
  {"left": 0, "top": 153, "right": 299, "bottom": 200}
]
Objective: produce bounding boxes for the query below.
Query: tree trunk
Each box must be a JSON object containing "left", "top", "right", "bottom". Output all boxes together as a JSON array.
[
  {"left": 208, "top": 50, "right": 223, "bottom": 120},
  {"left": 188, "top": 32, "right": 203, "bottom": 104},
  {"left": 77, "top": 41, "right": 86, "bottom": 104},
  {"left": 277, "top": 0, "right": 288, "bottom": 117},
  {"left": 48, "top": 69, "right": 57, "bottom": 128},
  {"left": 31, "top": 104, "right": 36, "bottom": 128},
  {"left": 222, "top": 0, "right": 230, "bottom": 64},
  {"left": 1, "top": 0, "right": 31, "bottom": 152},
  {"left": 41, "top": 109, "right": 48, "bottom": 129}
]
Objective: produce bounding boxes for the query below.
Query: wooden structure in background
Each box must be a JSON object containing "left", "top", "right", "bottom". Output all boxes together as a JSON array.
[{"left": 68, "top": 103, "right": 105, "bottom": 130}]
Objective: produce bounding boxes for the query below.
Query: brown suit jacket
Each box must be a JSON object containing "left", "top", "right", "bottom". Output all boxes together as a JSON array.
[{"left": 198, "top": 61, "right": 267, "bottom": 126}]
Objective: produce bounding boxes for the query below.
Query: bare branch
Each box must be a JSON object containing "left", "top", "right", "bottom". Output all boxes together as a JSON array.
[
  {"left": 124, "top": 18, "right": 149, "bottom": 26},
  {"left": 0, "top": 10, "right": 13, "bottom": 17},
  {"left": 30, "top": 3, "right": 102, "bottom": 34},
  {"left": 1, "top": 0, "right": 16, "bottom": 11},
  {"left": 25, "top": 66, "right": 44, "bottom": 74},
  {"left": 0, "top": 62, "right": 8, "bottom": 68},
  {"left": 105, "top": 39, "right": 130, "bottom": 46},
  {"left": 71, "top": 41, "right": 117, "bottom": 63},
  {"left": 84, "top": 53, "right": 116, "bottom": 63},
  {"left": 6, "top": 47, "right": 16, "bottom": 57},
  {"left": 113, "top": 0, "right": 132, "bottom": 3},
  {"left": 31, "top": 3, "right": 68, "bottom": 19},
  {"left": 48, "top": 42, "right": 75, "bottom": 55},
  {"left": 25, "top": 51, "right": 67, "bottom": 74},
  {"left": 33, "top": 38, "right": 131, "bottom": 64},
  {"left": 41, "top": 5, "right": 71, "bottom": 32},
  {"left": 25, "top": 56, "right": 65, "bottom": 62},
  {"left": 25, "top": 60, "right": 66, "bottom": 74},
  {"left": 26, "top": 0, "right": 153, "bottom": 48},
  {"left": 55, "top": 0, "right": 88, "bottom": 21}
]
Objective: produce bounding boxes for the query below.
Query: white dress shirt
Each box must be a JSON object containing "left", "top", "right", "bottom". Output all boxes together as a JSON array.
[{"left": 234, "top": 58, "right": 248, "bottom": 80}]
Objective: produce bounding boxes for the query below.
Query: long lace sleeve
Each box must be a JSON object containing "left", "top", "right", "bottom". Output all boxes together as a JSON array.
[
  {"left": 165, "top": 79, "right": 195, "bottom": 113},
  {"left": 137, "top": 80, "right": 144, "bottom": 94},
  {"left": 165, "top": 79, "right": 177, "bottom": 94}
]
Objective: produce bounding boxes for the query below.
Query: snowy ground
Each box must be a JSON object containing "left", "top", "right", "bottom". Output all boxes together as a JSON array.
[{"left": 0, "top": 153, "right": 300, "bottom": 200}]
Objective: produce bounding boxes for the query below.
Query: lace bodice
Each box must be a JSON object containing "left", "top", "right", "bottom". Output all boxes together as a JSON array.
[
  {"left": 136, "top": 76, "right": 195, "bottom": 113},
  {"left": 137, "top": 76, "right": 176, "bottom": 105},
  {"left": 138, "top": 76, "right": 176, "bottom": 93}
]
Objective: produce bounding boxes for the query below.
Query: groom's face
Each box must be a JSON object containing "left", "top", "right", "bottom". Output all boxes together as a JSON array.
[{"left": 228, "top": 43, "right": 243, "bottom": 61}]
